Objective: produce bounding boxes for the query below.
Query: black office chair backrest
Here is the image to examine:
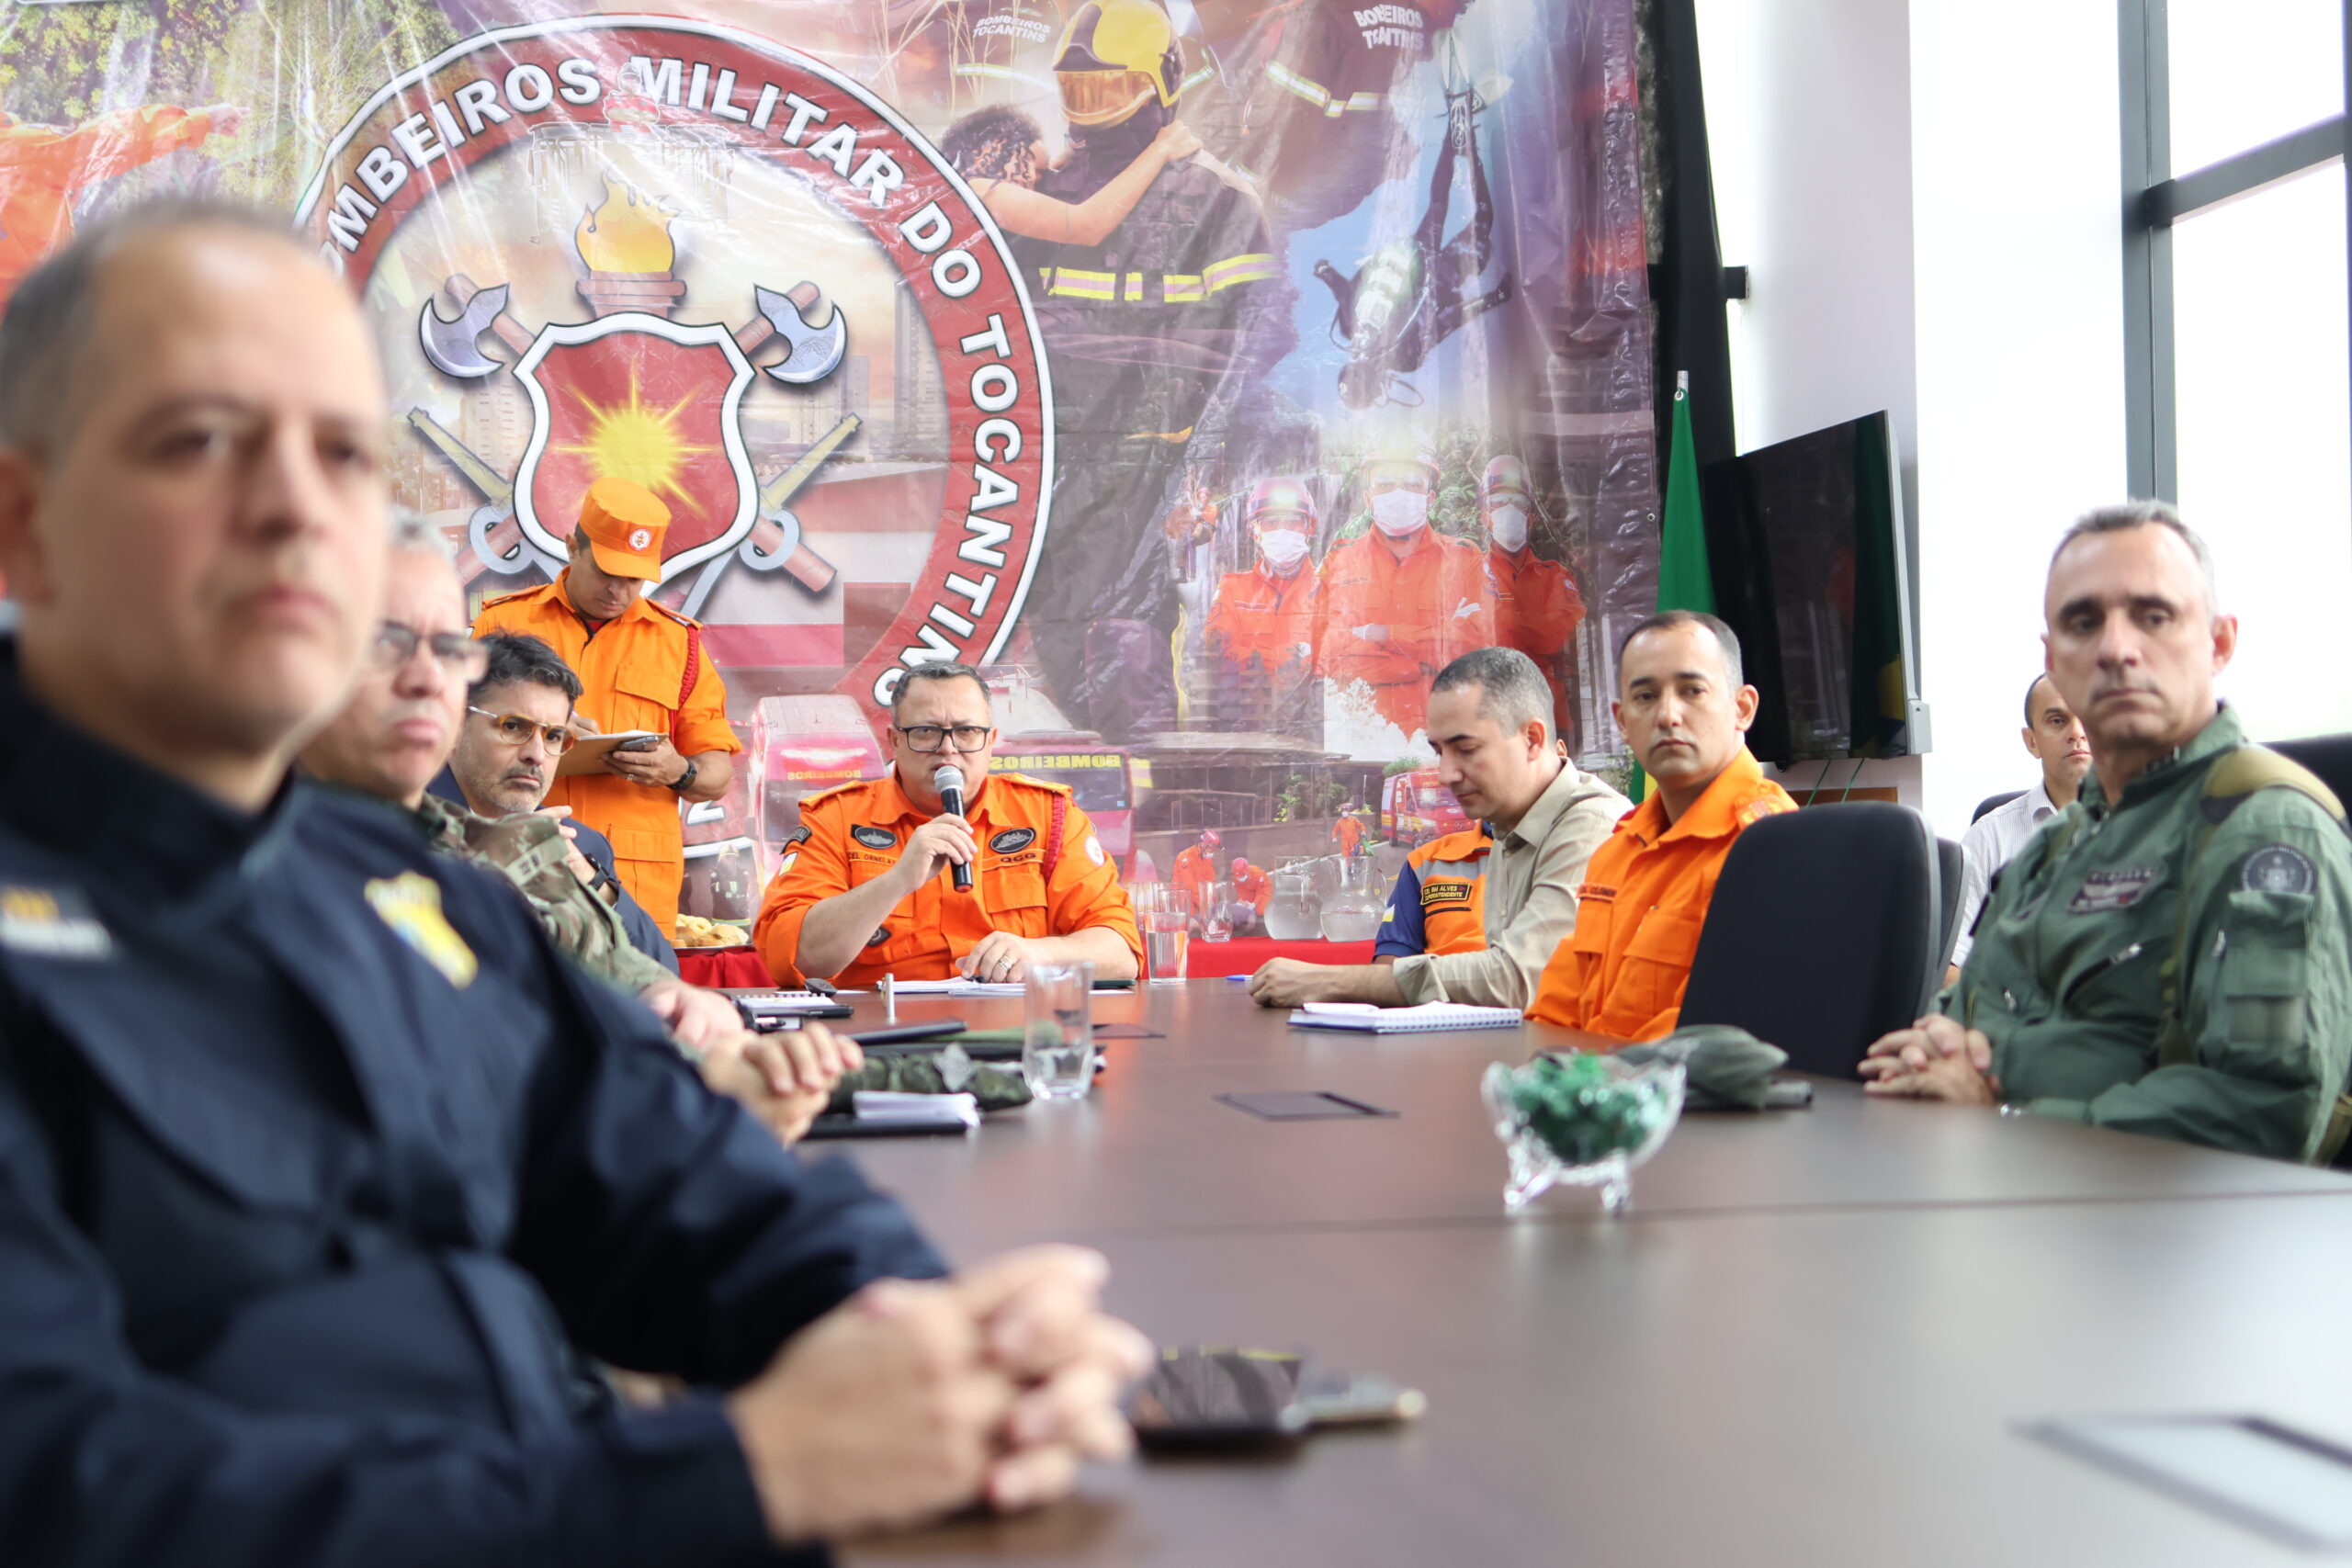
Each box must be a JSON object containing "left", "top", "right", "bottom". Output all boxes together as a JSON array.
[
  {"left": 1971, "top": 790, "right": 2024, "bottom": 824},
  {"left": 1678, "top": 803, "right": 1939, "bottom": 1079},
  {"left": 1931, "top": 837, "right": 1964, "bottom": 989},
  {"left": 2267, "top": 736, "right": 2352, "bottom": 814}
]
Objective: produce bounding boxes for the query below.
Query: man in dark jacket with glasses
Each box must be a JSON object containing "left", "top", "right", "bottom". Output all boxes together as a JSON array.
[{"left": 438, "top": 630, "right": 678, "bottom": 976}]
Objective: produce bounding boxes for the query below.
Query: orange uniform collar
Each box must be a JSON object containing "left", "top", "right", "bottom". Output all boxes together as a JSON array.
[{"left": 1626, "top": 748, "right": 1770, "bottom": 847}]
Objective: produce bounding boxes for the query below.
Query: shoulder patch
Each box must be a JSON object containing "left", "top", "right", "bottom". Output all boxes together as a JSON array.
[
  {"left": 786, "top": 824, "right": 813, "bottom": 846},
  {"left": 0, "top": 885, "right": 111, "bottom": 959},
  {"left": 2243, "top": 844, "right": 2318, "bottom": 896},
  {"left": 639, "top": 598, "right": 704, "bottom": 629},
  {"left": 364, "top": 872, "right": 478, "bottom": 988},
  {"left": 992, "top": 771, "right": 1072, "bottom": 797},
  {"left": 799, "top": 779, "right": 871, "bottom": 809}
]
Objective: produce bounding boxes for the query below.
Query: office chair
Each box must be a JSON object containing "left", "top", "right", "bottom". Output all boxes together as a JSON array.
[
  {"left": 1972, "top": 790, "right": 2024, "bottom": 824},
  {"left": 1679, "top": 804, "right": 1939, "bottom": 1079}
]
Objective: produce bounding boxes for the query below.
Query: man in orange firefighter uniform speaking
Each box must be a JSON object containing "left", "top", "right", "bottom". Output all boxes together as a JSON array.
[
  {"left": 756, "top": 662, "right": 1144, "bottom": 987},
  {"left": 472, "top": 477, "right": 741, "bottom": 937}
]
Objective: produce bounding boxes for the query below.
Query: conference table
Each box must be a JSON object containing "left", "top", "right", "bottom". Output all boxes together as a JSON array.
[{"left": 811, "top": 981, "right": 2352, "bottom": 1565}]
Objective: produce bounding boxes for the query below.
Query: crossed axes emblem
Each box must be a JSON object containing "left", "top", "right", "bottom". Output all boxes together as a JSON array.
[{"left": 411, "top": 275, "right": 849, "bottom": 604}]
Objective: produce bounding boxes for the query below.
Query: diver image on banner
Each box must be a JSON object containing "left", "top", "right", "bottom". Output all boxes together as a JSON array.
[{"left": 0, "top": 0, "right": 1656, "bottom": 909}]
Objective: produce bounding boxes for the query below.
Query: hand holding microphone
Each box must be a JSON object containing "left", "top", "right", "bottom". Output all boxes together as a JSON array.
[{"left": 933, "top": 764, "right": 974, "bottom": 893}]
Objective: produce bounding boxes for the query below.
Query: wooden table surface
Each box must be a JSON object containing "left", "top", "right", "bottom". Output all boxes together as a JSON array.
[{"left": 822, "top": 981, "right": 2352, "bottom": 1565}]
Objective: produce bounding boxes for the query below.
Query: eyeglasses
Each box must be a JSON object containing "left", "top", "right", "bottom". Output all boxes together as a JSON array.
[
  {"left": 896, "top": 723, "right": 995, "bottom": 754},
  {"left": 469, "top": 706, "right": 577, "bottom": 754},
  {"left": 372, "top": 623, "right": 491, "bottom": 681}
]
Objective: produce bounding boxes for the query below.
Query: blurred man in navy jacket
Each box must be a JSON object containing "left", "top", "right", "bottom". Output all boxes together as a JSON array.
[{"left": 0, "top": 197, "right": 1147, "bottom": 1567}]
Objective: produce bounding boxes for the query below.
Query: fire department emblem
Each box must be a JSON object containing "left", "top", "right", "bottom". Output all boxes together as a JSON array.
[{"left": 293, "top": 14, "right": 1052, "bottom": 703}]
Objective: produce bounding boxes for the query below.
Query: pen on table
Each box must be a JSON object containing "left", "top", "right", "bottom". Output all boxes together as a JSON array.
[{"left": 1227, "top": 975, "right": 1253, "bottom": 982}]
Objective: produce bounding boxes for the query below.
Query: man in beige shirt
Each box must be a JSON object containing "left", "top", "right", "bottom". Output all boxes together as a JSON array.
[{"left": 1245, "top": 648, "right": 1628, "bottom": 1009}]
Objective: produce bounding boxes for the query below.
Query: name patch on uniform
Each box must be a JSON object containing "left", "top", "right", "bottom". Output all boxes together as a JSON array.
[
  {"left": 1421, "top": 879, "right": 1475, "bottom": 908},
  {"left": 2067, "top": 866, "right": 2164, "bottom": 914},
  {"left": 364, "top": 872, "right": 478, "bottom": 988},
  {"left": 990, "top": 828, "right": 1037, "bottom": 854},
  {"left": 2244, "top": 845, "right": 2317, "bottom": 896},
  {"left": 0, "top": 885, "right": 111, "bottom": 959},
  {"left": 852, "top": 825, "right": 898, "bottom": 850}
]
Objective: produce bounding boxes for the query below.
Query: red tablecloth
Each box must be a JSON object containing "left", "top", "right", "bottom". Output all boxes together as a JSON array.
[
  {"left": 1185, "top": 937, "right": 1376, "bottom": 978},
  {"left": 676, "top": 946, "right": 775, "bottom": 988}
]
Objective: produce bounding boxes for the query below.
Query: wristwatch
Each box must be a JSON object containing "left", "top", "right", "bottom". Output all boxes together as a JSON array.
[{"left": 670, "top": 755, "right": 700, "bottom": 794}]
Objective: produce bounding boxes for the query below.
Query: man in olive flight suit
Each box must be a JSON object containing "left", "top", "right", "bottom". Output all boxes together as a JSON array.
[{"left": 1862, "top": 503, "right": 2352, "bottom": 1165}]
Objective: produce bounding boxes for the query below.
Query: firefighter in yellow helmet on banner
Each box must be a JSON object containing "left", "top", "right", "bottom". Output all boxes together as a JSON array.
[{"left": 957, "top": 0, "right": 1289, "bottom": 747}]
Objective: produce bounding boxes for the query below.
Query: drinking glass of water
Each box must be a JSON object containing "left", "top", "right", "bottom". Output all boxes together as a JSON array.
[
  {"left": 1143, "top": 908, "right": 1191, "bottom": 984},
  {"left": 1023, "top": 960, "right": 1095, "bottom": 1100}
]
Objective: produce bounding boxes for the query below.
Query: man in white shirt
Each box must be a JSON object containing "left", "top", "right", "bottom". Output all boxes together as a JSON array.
[{"left": 1948, "top": 672, "right": 2092, "bottom": 976}]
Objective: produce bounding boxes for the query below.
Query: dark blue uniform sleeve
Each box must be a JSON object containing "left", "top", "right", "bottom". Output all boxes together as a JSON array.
[
  {"left": 1374, "top": 859, "right": 1426, "bottom": 958},
  {"left": 570, "top": 823, "right": 680, "bottom": 974},
  {"left": 0, "top": 1036, "right": 805, "bottom": 1568},
  {"left": 508, "top": 939, "right": 948, "bottom": 1386}
]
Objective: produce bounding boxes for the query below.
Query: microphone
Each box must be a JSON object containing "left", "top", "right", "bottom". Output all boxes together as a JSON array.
[{"left": 933, "top": 764, "right": 973, "bottom": 892}]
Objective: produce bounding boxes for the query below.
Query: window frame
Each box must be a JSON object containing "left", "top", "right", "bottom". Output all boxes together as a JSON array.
[{"left": 2120, "top": 0, "right": 2352, "bottom": 500}]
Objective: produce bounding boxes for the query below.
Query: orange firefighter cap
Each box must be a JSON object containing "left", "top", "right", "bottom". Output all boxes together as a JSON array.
[{"left": 576, "top": 477, "right": 670, "bottom": 581}]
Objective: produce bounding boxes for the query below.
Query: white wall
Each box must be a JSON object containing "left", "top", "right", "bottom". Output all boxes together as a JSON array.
[
  {"left": 1695, "top": 0, "right": 2132, "bottom": 837},
  {"left": 1907, "top": 3, "right": 2128, "bottom": 834},
  {"left": 1695, "top": 0, "right": 1923, "bottom": 813}
]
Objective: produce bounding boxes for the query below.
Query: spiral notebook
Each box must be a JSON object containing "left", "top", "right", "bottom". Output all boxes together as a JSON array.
[{"left": 1286, "top": 1002, "right": 1524, "bottom": 1033}]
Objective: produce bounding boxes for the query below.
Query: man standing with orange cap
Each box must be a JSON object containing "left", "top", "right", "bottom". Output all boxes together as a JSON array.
[{"left": 473, "top": 477, "right": 742, "bottom": 936}]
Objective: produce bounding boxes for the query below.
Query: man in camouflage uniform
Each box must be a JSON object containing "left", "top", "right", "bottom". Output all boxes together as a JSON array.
[
  {"left": 1863, "top": 503, "right": 2352, "bottom": 1164},
  {"left": 298, "top": 518, "right": 852, "bottom": 1136}
]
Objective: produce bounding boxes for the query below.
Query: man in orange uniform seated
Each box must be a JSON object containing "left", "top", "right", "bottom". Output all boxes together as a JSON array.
[
  {"left": 472, "top": 476, "right": 741, "bottom": 937},
  {"left": 1318, "top": 437, "right": 1496, "bottom": 736},
  {"left": 1482, "top": 455, "right": 1586, "bottom": 739},
  {"left": 1205, "top": 477, "right": 1324, "bottom": 675},
  {"left": 0, "top": 101, "right": 244, "bottom": 309},
  {"left": 756, "top": 661, "right": 1143, "bottom": 986},
  {"left": 1528, "top": 610, "right": 1794, "bottom": 1040}
]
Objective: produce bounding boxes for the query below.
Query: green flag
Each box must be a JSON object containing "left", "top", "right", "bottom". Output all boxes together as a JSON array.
[
  {"left": 1633, "top": 374, "right": 1713, "bottom": 801},
  {"left": 1658, "top": 375, "right": 1714, "bottom": 615}
]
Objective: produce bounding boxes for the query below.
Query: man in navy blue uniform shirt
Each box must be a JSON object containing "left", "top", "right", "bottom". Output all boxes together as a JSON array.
[{"left": 0, "top": 198, "right": 1148, "bottom": 1565}]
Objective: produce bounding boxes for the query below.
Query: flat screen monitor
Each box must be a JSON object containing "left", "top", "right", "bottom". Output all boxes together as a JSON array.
[{"left": 1700, "top": 410, "right": 1921, "bottom": 765}]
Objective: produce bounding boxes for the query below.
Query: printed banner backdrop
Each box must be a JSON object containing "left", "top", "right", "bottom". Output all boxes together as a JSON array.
[{"left": 0, "top": 0, "right": 1657, "bottom": 920}]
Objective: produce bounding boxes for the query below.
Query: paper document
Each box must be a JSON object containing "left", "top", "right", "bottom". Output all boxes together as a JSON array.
[
  {"left": 884, "top": 978, "right": 1030, "bottom": 998},
  {"left": 556, "top": 730, "right": 664, "bottom": 776},
  {"left": 853, "top": 1091, "right": 980, "bottom": 1129},
  {"left": 1288, "top": 1002, "right": 1524, "bottom": 1034}
]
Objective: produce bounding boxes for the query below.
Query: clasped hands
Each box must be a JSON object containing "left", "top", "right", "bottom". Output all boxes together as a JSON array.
[
  {"left": 1857, "top": 1012, "right": 2002, "bottom": 1105},
  {"left": 729, "top": 1244, "right": 1153, "bottom": 1542}
]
